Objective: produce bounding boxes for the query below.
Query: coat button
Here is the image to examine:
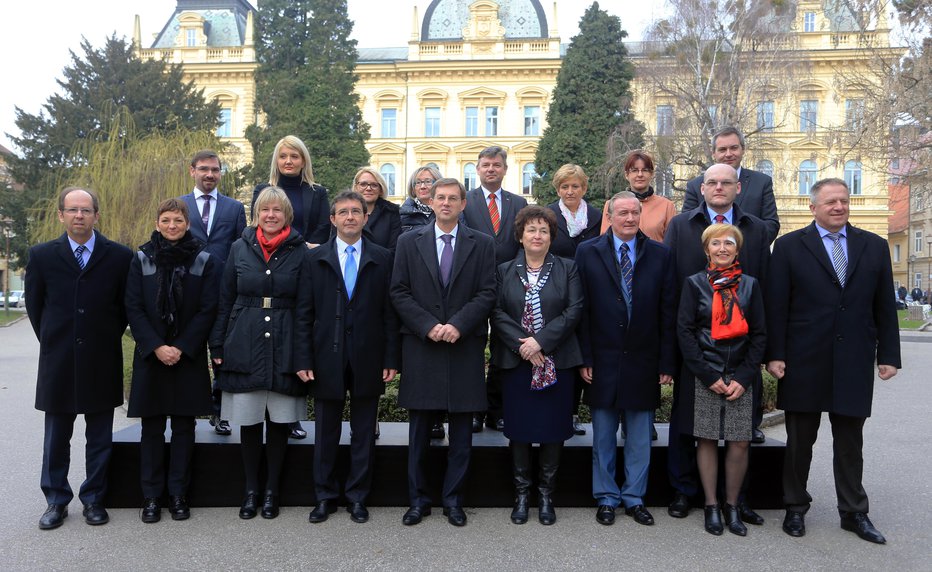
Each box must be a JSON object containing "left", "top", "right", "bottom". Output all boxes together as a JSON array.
[
  {"left": 264, "top": 332, "right": 271, "bottom": 338},
  {"left": 77, "top": 308, "right": 85, "bottom": 314},
  {"left": 264, "top": 316, "right": 271, "bottom": 322},
  {"left": 76, "top": 338, "right": 83, "bottom": 344},
  {"left": 836, "top": 335, "right": 843, "bottom": 341},
  {"left": 266, "top": 269, "right": 271, "bottom": 275}
]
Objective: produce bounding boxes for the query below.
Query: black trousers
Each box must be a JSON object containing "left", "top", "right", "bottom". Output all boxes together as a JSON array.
[
  {"left": 139, "top": 415, "right": 196, "bottom": 498},
  {"left": 666, "top": 392, "right": 699, "bottom": 497},
  {"left": 41, "top": 410, "right": 114, "bottom": 506},
  {"left": 483, "top": 342, "right": 503, "bottom": 422},
  {"left": 313, "top": 391, "right": 379, "bottom": 504},
  {"left": 783, "top": 411, "right": 869, "bottom": 514},
  {"left": 408, "top": 410, "right": 473, "bottom": 508}
]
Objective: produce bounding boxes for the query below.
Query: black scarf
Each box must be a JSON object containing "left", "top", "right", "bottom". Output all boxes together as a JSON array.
[
  {"left": 628, "top": 185, "right": 655, "bottom": 201},
  {"left": 150, "top": 230, "right": 201, "bottom": 337}
]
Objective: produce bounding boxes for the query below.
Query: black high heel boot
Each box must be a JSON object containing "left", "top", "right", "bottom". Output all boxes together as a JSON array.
[
  {"left": 510, "top": 441, "right": 531, "bottom": 524},
  {"left": 538, "top": 443, "right": 561, "bottom": 525}
]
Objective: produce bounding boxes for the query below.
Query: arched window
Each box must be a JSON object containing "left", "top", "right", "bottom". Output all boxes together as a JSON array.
[
  {"left": 380, "top": 164, "right": 396, "bottom": 196},
  {"left": 463, "top": 163, "right": 478, "bottom": 190},
  {"left": 844, "top": 160, "right": 862, "bottom": 195},
  {"left": 798, "top": 160, "right": 817, "bottom": 195},
  {"left": 755, "top": 160, "right": 774, "bottom": 179},
  {"left": 522, "top": 163, "right": 537, "bottom": 195}
]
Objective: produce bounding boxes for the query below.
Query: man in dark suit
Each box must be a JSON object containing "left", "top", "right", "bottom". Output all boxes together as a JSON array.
[
  {"left": 575, "top": 191, "right": 676, "bottom": 527},
  {"left": 766, "top": 178, "right": 900, "bottom": 544},
  {"left": 462, "top": 146, "right": 528, "bottom": 432},
  {"left": 305, "top": 191, "right": 399, "bottom": 525},
  {"left": 391, "top": 178, "right": 497, "bottom": 527},
  {"left": 179, "top": 149, "right": 247, "bottom": 436},
  {"left": 25, "top": 186, "right": 133, "bottom": 530},
  {"left": 664, "top": 163, "right": 771, "bottom": 523},
  {"left": 682, "top": 127, "right": 780, "bottom": 243}
]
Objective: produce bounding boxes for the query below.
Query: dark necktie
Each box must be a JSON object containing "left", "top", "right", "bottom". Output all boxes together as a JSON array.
[
  {"left": 827, "top": 232, "right": 847, "bottom": 287},
  {"left": 619, "top": 243, "right": 633, "bottom": 295},
  {"left": 714, "top": 214, "right": 726, "bottom": 224},
  {"left": 344, "top": 245, "right": 357, "bottom": 299},
  {"left": 201, "top": 195, "right": 212, "bottom": 233},
  {"left": 74, "top": 245, "right": 86, "bottom": 270},
  {"left": 439, "top": 234, "right": 453, "bottom": 287},
  {"left": 488, "top": 193, "right": 500, "bottom": 234}
]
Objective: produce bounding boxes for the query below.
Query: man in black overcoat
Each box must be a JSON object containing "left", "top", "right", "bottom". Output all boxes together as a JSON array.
[
  {"left": 25, "top": 186, "right": 133, "bottom": 529},
  {"left": 682, "top": 126, "right": 780, "bottom": 243},
  {"left": 391, "top": 178, "right": 496, "bottom": 527},
  {"left": 664, "top": 163, "right": 771, "bottom": 524},
  {"left": 461, "top": 146, "right": 528, "bottom": 432},
  {"left": 305, "top": 191, "right": 400, "bottom": 525},
  {"left": 179, "top": 149, "right": 247, "bottom": 436},
  {"left": 766, "top": 178, "right": 900, "bottom": 544}
]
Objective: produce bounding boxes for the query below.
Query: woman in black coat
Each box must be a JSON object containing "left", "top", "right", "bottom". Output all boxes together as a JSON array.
[
  {"left": 126, "top": 198, "right": 220, "bottom": 523},
  {"left": 252, "top": 135, "right": 331, "bottom": 247},
  {"left": 545, "top": 164, "right": 600, "bottom": 436},
  {"left": 353, "top": 166, "right": 401, "bottom": 253},
  {"left": 209, "top": 187, "right": 313, "bottom": 520},
  {"left": 677, "top": 224, "right": 766, "bottom": 537},
  {"left": 490, "top": 205, "right": 584, "bottom": 526},
  {"left": 399, "top": 165, "right": 441, "bottom": 234}
]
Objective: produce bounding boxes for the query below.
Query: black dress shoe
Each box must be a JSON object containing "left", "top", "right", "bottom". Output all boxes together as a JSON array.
[
  {"left": 840, "top": 511, "right": 886, "bottom": 544},
  {"left": 260, "top": 491, "right": 279, "bottom": 519},
  {"left": 751, "top": 428, "right": 766, "bottom": 444},
  {"left": 214, "top": 418, "right": 232, "bottom": 436},
  {"left": 668, "top": 492, "right": 690, "bottom": 518},
  {"left": 443, "top": 506, "right": 467, "bottom": 526},
  {"left": 471, "top": 416, "right": 483, "bottom": 433},
  {"left": 39, "top": 504, "right": 68, "bottom": 530},
  {"left": 289, "top": 423, "right": 307, "bottom": 440},
  {"left": 704, "top": 504, "right": 724, "bottom": 535},
  {"left": 308, "top": 499, "right": 338, "bottom": 523},
  {"left": 782, "top": 510, "right": 806, "bottom": 537},
  {"left": 402, "top": 505, "right": 431, "bottom": 526},
  {"left": 169, "top": 495, "right": 190, "bottom": 521},
  {"left": 83, "top": 504, "right": 109, "bottom": 526},
  {"left": 430, "top": 421, "right": 446, "bottom": 440},
  {"left": 651, "top": 423, "right": 659, "bottom": 441},
  {"left": 374, "top": 422, "right": 380, "bottom": 440},
  {"left": 495, "top": 418, "right": 505, "bottom": 431},
  {"left": 140, "top": 498, "right": 161, "bottom": 523},
  {"left": 595, "top": 504, "right": 615, "bottom": 525},
  {"left": 624, "top": 504, "right": 655, "bottom": 526},
  {"left": 723, "top": 503, "right": 748, "bottom": 536},
  {"left": 347, "top": 502, "right": 369, "bottom": 523},
  {"left": 737, "top": 502, "right": 764, "bottom": 525},
  {"left": 239, "top": 491, "right": 258, "bottom": 519},
  {"left": 572, "top": 416, "right": 586, "bottom": 436}
]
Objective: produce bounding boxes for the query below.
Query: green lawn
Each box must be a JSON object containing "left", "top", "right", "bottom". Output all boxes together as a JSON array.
[
  {"left": 898, "top": 309, "right": 927, "bottom": 329},
  {"left": 0, "top": 311, "right": 24, "bottom": 326}
]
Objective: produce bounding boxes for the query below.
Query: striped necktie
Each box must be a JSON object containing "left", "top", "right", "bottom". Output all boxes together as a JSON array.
[
  {"left": 488, "top": 192, "right": 500, "bottom": 234},
  {"left": 620, "top": 243, "right": 633, "bottom": 295},
  {"left": 827, "top": 232, "right": 847, "bottom": 287},
  {"left": 74, "top": 245, "right": 86, "bottom": 270}
]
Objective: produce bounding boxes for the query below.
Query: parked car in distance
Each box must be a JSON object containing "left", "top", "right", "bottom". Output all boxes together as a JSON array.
[{"left": 0, "top": 291, "right": 23, "bottom": 308}]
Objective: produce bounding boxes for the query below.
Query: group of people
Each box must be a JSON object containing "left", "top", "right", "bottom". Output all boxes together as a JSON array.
[{"left": 26, "top": 127, "right": 899, "bottom": 545}]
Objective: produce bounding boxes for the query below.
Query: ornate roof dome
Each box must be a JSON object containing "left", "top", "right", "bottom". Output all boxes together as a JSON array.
[{"left": 421, "top": 0, "right": 549, "bottom": 41}]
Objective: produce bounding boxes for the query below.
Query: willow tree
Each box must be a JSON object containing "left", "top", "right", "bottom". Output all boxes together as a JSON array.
[{"left": 30, "top": 110, "right": 232, "bottom": 250}]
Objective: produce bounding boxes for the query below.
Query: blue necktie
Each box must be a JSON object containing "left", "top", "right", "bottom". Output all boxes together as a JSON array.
[
  {"left": 620, "top": 243, "right": 633, "bottom": 295},
  {"left": 344, "top": 245, "right": 357, "bottom": 299},
  {"left": 439, "top": 235, "right": 454, "bottom": 287},
  {"left": 74, "top": 245, "right": 86, "bottom": 270},
  {"left": 827, "top": 233, "right": 847, "bottom": 287}
]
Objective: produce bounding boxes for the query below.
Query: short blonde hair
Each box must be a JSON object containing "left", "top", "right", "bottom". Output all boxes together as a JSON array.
[
  {"left": 269, "top": 136, "right": 315, "bottom": 186},
  {"left": 701, "top": 223, "right": 744, "bottom": 252},
  {"left": 353, "top": 166, "right": 389, "bottom": 199},
  {"left": 251, "top": 186, "right": 295, "bottom": 227},
  {"left": 552, "top": 163, "right": 589, "bottom": 191}
]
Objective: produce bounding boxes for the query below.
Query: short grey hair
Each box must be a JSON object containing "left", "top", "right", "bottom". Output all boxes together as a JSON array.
[
  {"left": 809, "top": 177, "right": 849, "bottom": 204},
  {"left": 606, "top": 191, "right": 641, "bottom": 215}
]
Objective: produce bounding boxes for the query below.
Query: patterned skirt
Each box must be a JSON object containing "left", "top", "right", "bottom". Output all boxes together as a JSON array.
[
  {"left": 692, "top": 378, "right": 752, "bottom": 441},
  {"left": 221, "top": 390, "right": 307, "bottom": 427}
]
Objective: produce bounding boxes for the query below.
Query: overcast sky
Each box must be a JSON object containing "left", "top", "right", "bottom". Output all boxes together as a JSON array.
[{"left": 0, "top": 0, "right": 664, "bottom": 152}]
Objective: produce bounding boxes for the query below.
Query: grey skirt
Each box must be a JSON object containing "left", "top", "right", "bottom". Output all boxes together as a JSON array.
[
  {"left": 692, "top": 378, "right": 752, "bottom": 441},
  {"left": 221, "top": 390, "right": 307, "bottom": 426}
]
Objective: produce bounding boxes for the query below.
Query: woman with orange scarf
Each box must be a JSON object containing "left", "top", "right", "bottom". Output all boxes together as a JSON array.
[
  {"left": 209, "top": 187, "right": 313, "bottom": 520},
  {"left": 676, "top": 224, "right": 766, "bottom": 537}
]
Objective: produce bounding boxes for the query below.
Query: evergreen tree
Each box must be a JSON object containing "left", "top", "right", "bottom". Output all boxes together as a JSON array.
[
  {"left": 534, "top": 2, "right": 643, "bottom": 207},
  {"left": 247, "top": 0, "right": 369, "bottom": 194}
]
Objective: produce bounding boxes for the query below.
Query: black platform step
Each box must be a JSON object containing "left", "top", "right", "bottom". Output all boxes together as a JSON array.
[{"left": 106, "top": 421, "right": 784, "bottom": 509}]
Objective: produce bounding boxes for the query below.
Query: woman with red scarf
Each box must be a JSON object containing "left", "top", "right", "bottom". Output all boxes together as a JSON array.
[
  {"left": 676, "top": 224, "right": 766, "bottom": 537},
  {"left": 209, "top": 187, "right": 313, "bottom": 520}
]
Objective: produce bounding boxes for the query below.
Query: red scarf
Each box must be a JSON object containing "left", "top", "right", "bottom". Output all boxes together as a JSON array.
[
  {"left": 256, "top": 226, "right": 291, "bottom": 262},
  {"left": 707, "top": 261, "right": 749, "bottom": 340}
]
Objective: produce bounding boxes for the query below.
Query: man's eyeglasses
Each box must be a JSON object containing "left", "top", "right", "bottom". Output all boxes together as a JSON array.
[{"left": 62, "top": 208, "right": 94, "bottom": 216}]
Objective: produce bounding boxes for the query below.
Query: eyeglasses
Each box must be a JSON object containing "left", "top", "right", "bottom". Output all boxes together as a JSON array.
[
  {"left": 356, "top": 182, "right": 381, "bottom": 190},
  {"left": 63, "top": 208, "right": 95, "bottom": 216},
  {"left": 703, "top": 180, "right": 737, "bottom": 187},
  {"left": 626, "top": 168, "right": 653, "bottom": 175},
  {"left": 195, "top": 166, "right": 221, "bottom": 174},
  {"left": 414, "top": 179, "right": 435, "bottom": 187}
]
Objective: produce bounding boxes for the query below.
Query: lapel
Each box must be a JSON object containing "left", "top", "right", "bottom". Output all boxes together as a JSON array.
[
  {"left": 843, "top": 224, "right": 865, "bottom": 284},
  {"left": 498, "top": 190, "right": 513, "bottom": 231},
  {"left": 468, "top": 189, "right": 495, "bottom": 235},
  {"left": 415, "top": 225, "right": 443, "bottom": 297},
  {"left": 83, "top": 231, "right": 107, "bottom": 273},
  {"left": 596, "top": 232, "right": 624, "bottom": 294},
  {"left": 800, "top": 222, "right": 841, "bottom": 287},
  {"left": 449, "top": 225, "right": 475, "bottom": 287},
  {"left": 211, "top": 194, "right": 227, "bottom": 233},
  {"left": 367, "top": 200, "right": 383, "bottom": 231},
  {"left": 55, "top": 233, "right": 82, "bottom": 274},
  {"left": 184, "top": 193, "right": 208, "bottom": 241},
  {"left": 736, "top": 168, "right": 753, "bottom": 208},
  {"left": 512, "top": 250, "right": 530, "bottom": 285}
]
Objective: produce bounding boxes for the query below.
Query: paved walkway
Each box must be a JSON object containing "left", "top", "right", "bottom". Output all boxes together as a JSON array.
[{"left": 1, "top": 318, "right": 929, "bottom": 571}]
